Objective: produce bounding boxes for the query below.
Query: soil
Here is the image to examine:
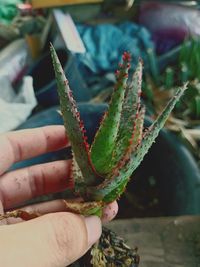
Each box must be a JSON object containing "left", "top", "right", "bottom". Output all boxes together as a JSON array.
[{"left": 116, "top": 170, "right": 164, "bottom": 220}]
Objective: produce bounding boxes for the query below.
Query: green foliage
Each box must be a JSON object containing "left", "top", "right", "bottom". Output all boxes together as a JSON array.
[
  {"left": 144, "top": 38, "right": 200, "bottom": 119},
  {"left": 50, "top": 44, "right": 186, "bottom": 216},
  {"left": 90, "top": 53, "right": 130, "bottom": 175},
  {"left": 178, "top": 38, "right": 200, "bottom": 118}
]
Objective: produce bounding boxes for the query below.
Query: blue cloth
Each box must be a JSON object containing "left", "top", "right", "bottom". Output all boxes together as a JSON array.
[{"left": 77, "top": 22, "right": 154, "bottom": 74}]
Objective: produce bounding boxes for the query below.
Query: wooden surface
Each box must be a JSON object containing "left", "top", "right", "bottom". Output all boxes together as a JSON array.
[
  {"left": 31, "top": 0, "right": 103, "bottom": 9},
  {"left": 107, "top": 216, "right": 200, "bottom": 267}
]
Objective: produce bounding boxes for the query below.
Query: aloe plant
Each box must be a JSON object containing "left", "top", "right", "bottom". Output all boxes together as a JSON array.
[
  {"left": 0, "top": 46, "right": 187, "bottom": 223},
  {"left": 0, "top": 45, "right": 188, "bottom": 267},
  {"left": 49, "top": 44, "right": 187, "bottom": 217}
]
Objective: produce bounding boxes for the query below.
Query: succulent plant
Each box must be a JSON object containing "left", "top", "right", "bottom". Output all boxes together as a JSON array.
[
  {"left": 0, "top": 46, "right": 187, "bottom": 223},
  {"left": 0, "top": 44, "right": 187, "bottom": 267},
  {"left": 49, "top": 44, "right": 187, "bottom": 217}
]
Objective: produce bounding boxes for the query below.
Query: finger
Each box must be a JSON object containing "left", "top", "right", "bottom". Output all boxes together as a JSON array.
[
  {"left": 24, "top": 200, "right": 119, "bottom": 223},
  {"left": 23, "top": 199, "right": 67, "bottom": 215},
  {"left": 6, "top": 199, "right": 118, "bottom": 225},
  {"left": 0, "top": 125, "right": 69, "bottom": 175},
  {"left": 6, "top": 199, "right": 77, "bottom": 224},
  {"left": 0, "top": 201, "right": 7, "bottom": 225},
  {"left": 0, "top": 213, "right": 101, "bottom": 267},
  {"left": 0, "top": 160, "right": 72, "bottom": 209},
  {"left": 102, "top": 201, "right": 118, "bottom": 223}
]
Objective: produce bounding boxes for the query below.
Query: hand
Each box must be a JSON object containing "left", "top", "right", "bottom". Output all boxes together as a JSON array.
[{"left": 0, "top": 126, "right": 118, "bottom": 267}]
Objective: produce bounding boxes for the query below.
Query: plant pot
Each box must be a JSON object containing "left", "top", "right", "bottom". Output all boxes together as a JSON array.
[
  {"left": 27, "top": 49, "right": 91, "bottom": 107},
  {"left": 118, "top": 118, "right": 200, "bottom": 218}
]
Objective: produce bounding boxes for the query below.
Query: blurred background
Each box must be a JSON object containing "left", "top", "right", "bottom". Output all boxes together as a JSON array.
[{"left": 1, "top": 1, "right": 200, "bottom": 265}]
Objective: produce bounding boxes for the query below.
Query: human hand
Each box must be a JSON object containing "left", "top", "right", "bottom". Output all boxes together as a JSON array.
[{"left": 0, "top": 126, "right": 118, "bottom": 267}]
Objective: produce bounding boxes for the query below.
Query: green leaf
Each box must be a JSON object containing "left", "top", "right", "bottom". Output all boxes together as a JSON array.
[
  {"left": 90, "top": 52, "right": 131, "bottom": 175},
  {"left": 109, "top": 107, "right": 145, "bottom": 180},
  {"left": 86, "top": 84, "right": 187, "bottom": 202},
  {"left": 108, "top": 60, "right": 143, "bottom": 171},
  {"left": 194, "top": 95, "right": 200, "bottom": 118},
  {"left": 50, "top": 44, "right": 98, "bottom": 186}
]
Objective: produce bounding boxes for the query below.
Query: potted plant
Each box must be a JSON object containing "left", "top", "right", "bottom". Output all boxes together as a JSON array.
[{"left": 1, "top": 45, "right": 187, "bottom": 266}]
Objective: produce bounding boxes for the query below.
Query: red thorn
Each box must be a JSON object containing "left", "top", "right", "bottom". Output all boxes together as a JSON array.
[
  {"left": 137, "top": 138, "right": 141, "bottom": 145},
  {"left": 68, "top": 91, "right": 73, "bottom": 98},
  {"left": 127, "top": 63, "right": 131, "bottom": 69},
  {"left": 115, "top": 70, "right": 120, "bottom": 76},
  {"left": 122, "top": 52, "right": 131, "bottom": 62},
  {"left": 76, "top": 112, "right": 80, "bottom": 119}
]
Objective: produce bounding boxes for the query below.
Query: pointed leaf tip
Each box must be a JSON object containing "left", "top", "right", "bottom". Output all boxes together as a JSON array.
[
  {"left": 86, "top": 83, "right": 188, "bottom": 202},
  {"left": 122, "top": 51, "right": 131, "bottom": 62},
  {"left": 50, "top": 44, "right": 99, "bottom": 186},
  {"left": 90, "top": 52, "right": 131, "bottom": 174},
  {"left": 107, "top": 59, "right": 143, "bottom": 171}
]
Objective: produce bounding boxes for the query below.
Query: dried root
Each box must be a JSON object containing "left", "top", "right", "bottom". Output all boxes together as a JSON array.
[{"left": 0, "top": 210, "right": 40, "bottom": 221}]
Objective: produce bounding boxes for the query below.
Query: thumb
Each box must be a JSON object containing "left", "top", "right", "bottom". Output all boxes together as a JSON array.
[{"left": 0, "top": 212, "right": 102, "bottom": 267}]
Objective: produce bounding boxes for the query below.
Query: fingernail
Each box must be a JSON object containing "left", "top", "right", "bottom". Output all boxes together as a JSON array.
[
  {"left": 85, "top": 216, "right": 102, "bottom": 247},
  {"left": 102, "top": 201, "right": 118, "bottom": 223}
]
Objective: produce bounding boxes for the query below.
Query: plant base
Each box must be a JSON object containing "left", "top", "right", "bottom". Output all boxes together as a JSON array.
[{"left": 70, "top": 227, "right": 140, "bottom": 267}]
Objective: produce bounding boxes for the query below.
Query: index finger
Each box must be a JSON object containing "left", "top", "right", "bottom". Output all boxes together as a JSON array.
[{"left": 0, "top": 125, "right": 68, "bottom": 175}]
